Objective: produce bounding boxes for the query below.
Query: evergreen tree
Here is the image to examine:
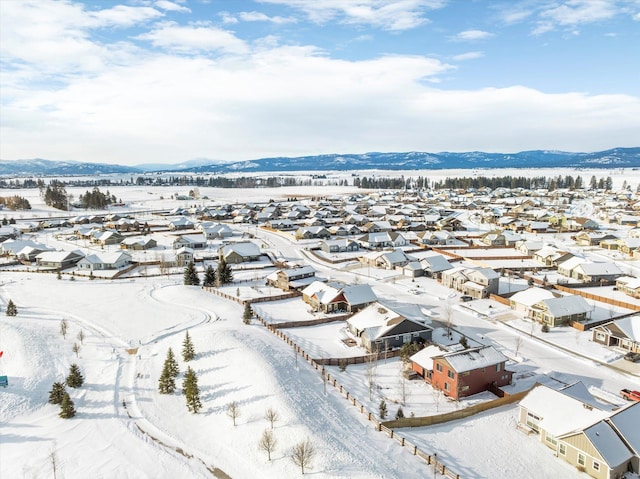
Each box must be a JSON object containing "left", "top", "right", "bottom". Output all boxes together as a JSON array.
[
  {"left": 182, "top": 366, "right": 202, "bottom": 414},
  {"left": 216, "top": 257, "right": 233, "bottom": 286},
  {"left": 395, "top": 406, "right": 404, "bottom": 420},
  {"left": 6, "top": 299, "right": 17, "bottom": 316},
  {"left": 48, "top": 382, "right": 66, "bottom": 405},
  {"left": 166, "top": 347, "right": 180, "bottom": 378},
  {"left": 379, "top": 399, "right": 387, "bottom": 419},
  {"left": 183, "top": 261, "right": 200, "bottom": 286},
  {"left": 66, "top": 363, "right": 84, "bottom": 388},
  {"left": 182, "top": 331, "right": 195, "bottom": 362},
  {"left": 158, "top": 348, "right": 179, "bottom": 394},
  {"left": 203, "top": 264, "right": 217, "bottom": 287},
  {"left": 243, "top": 302, "right": 252, "bottom": 324},
  {"left": 59, "top": 392, "right": 76, "bottom": 419}
]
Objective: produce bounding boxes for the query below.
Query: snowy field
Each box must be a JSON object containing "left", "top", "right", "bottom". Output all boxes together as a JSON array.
[{"left": 2, "top": 172, "right": 640, "bottom": 479}]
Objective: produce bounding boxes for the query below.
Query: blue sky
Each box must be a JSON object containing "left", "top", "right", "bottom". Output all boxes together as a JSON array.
[{"left": 1, "top": 0, "right": 639, "bottom": 166}]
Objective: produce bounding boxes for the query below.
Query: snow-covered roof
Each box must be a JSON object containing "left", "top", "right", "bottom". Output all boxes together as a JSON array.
[
  {"left": 608, "top": 402, "right": 640, "bottom": 454},
  {"left": 510, "top": 287, "right": 556, "bottom": 307},
  {"left": 580, "top": 421, "right": 633, "bottom": 467},
  {"left": 574, "top": 262, "right": 623, "bottom": 276},
  {"left": 536, "top": 295, "right": 591, "bottom": 317},
  {"left": 615, "top": 316, "right": 640, "bottom": 340},
  {"left": 519, "top": 383, "right": 611, "bottom": 437},
  {"left": 410, "top": 345, "right": 446, "bottom": 370},
  {"left": 348, "top": 302, "right": 402, "bottom": 330},
  {"left": 439, "top": 346, "right": 507, "bottom": 373},
  {"left": 342, "top": 284, "right": 377, "bottom": 305},
  {"left": 224, "top": 242, "right": 260, "bottom": 257},
  {"left": 420, "top": 255, "right": 452, "bottom": 273}
]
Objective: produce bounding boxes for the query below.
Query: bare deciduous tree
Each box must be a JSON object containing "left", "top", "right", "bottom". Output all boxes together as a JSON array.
[
  {"left": 72, "top": 342, "right": 81, "bottom": 358},
  {"left": 265, "top": 407, "right": 280, "bottom": 429},
  {"left": 514, "top": 336, "right": 523, "bottom": 357},
  {"left": 77, "top": 329, "right": 85, "bottom": 344},
  {"left": 60, "top": 318, "right": 68, "bottom": 339},
  {"left": 259, "top": 429, "right": 277, "bottom": 461},
  {"left": 290, "top": 438, "right": 315, "bottom": 475},
  {"left": 366, "top": 350, "right": 378, "bottom": 401},
  {"left": 49, "top": 447, "right": 59, "bottom": 479},
  {"left": 226, "top": 401, "right": 241, "bottom": 426}
]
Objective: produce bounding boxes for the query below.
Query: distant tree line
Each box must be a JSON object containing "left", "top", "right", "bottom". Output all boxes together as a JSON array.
[
  {"left": 0, "top": 195, "right": 31, "bottom": 210},
  {"left": 78, "top": 187, "right": 117, "bottom": 209}
]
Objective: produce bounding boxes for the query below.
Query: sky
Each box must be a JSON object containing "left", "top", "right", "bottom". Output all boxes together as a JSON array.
[{"left": 1, "top": 0, "right": 640, "bottom": 166}]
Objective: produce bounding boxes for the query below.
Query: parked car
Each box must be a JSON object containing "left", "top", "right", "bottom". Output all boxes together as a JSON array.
[
  {"left": 620, "top": 389, "right": 640, "bottom": 401},
  {"left": 460, "top": 295, "right": 473, "bottom": 302},
  {"left": 624, "top": 352, "right": 640, "bottom": 362}
]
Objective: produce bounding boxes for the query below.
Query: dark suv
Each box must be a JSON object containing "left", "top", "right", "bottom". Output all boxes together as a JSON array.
[{"left": 624, "top": 352, "right": 640, "bottom": 362}]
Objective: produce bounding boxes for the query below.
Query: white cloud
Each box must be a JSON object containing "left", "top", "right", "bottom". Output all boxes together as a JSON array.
[
  {"left": 135, "top": 22, "right": 249, "bottom": 54},
  {"left": 155, "top": 1, "right": 191, "bottom": 13},
  {"left": 257, "top": 0, "right": 448, "bottom": 30},
  {"left": 634, "top": 11, "right": 640, "bottom": 21},
  {"left": 3, "top": 42, "right": 638, "bottom": 165},
  {"left": 452, "top": 51, "right": 484, "bottom": 61},
  {"left": 238, "top": 11, "right": 297, "bottom": 24},
  {"left": 454, "top": 30, "right": 494, "bottom": 41},
  {"left": 219, "top": 12, "right": 239, "bottom": 24}
]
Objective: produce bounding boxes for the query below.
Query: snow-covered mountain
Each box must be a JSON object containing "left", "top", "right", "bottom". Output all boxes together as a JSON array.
[{"left": 2, "top": 147, "right": 638, "bottom": 175}]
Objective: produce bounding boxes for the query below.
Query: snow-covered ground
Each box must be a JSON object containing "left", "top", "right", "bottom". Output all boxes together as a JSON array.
[{"left": 2, "top": 175, "right": 640, "bottom": 479}]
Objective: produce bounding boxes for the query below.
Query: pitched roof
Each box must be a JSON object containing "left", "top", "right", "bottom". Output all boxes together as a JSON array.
[{"left": 438, "top": 346, "right": 508, "bottom": 373}]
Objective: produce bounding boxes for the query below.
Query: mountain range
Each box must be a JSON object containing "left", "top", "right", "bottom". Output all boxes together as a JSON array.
[{"left": 1, "top": 148, "right": 638, "bottom": 176}]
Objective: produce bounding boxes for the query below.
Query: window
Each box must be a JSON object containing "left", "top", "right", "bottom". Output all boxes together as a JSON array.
[
  {"left": 460, "top": 385, "right": 469, "bottom": 392},
  {"left": 559, "top": 444, "right": 566, "bottom": 456},
  {"left": 447, "top": 370, "right": 455, "bottom": 379},
  {"left": 526, "top": 412, "right": 540, "bottom": 431},
  {"left": 577, "top": 454, "right": 585, "bottom": 466},
  {"left": 595, "top": 332, "right": 605, "bottom": 341},
  {"left": 545, "top": 433, "right": 557, "bottom": 446},
  {"left": 444, "top": 382, "right": 450, "bottom": 391},
  {"left": 436, "top": 363, "right": 443, "bottom": 372},
  {"left": 496, "top": 363, "right": 502, "bottom": 372},
  {"left": 593, "top": 461, "right": 600, "bottom": 471}
]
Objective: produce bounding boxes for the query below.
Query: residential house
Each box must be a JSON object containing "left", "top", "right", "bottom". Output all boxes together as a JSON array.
[
  {"left": 429, "top": 346, "right": 512, "bottom": 400},
  {"left": 320, "top": 238, "right": 359, "bottom": 254},
  {"left": 301, "top": 281, "right": 377, "bottom": 313},
  {"left": 168, "top": 217, "right": 195, "bottom": 231},
  {"left": 77, "top": 251, "right": 132, "bottom": 271},
  {"left": 357, "top": 231, "right": 407, "bottom": 250},
  {"left": 518, "top": 383, "right": 637, "bottom": 479},
  {"left": 121, "top": 237, "right": 157, "bottom": 250},
  {"left": 441, "top": 267, "right": 500, "bottom": 299},
  {"left": 219, "top": 242, "right": 261, "bottom": 264},
  {"left": 359, "top": 248, "right": 415, "bottom": 270},
  {"left": 35, "top": 250, "right": 85, "bottom": 270},
  {"left": 574, "top": 232, "right": 618, "bottom": 247},
  {"left": 266, "top": 266, "right": 317, "bottom": 291},
  {"left": 202, "top": 224, "right": 233, "bottom": 240},
  {"left": 295, "top": 226, "right": 331, "bottom": 240},
  {"left": 175, "top": 247, "right": 194, "bottom": 266},
  {"left": 419, "top": 254, "right": 453, "bottom": 278},
  {"left": 509, "top": 287, "right": 557, "bottom": 315},
  {"left": 347, "top": 302, "right": 432, "bottom": 353},
  {"left": 615, "top": 276, "right": 640, "bottom": 298},
  {"left": 529, "top": 295, "right": 592, "bottom": 327},
  {"left": 173, "top": 235, "right": 207, "bottom": 250},
  {"left": 571, "top": 262, "right": 623, "bottom": 283},
  {"left": 592, "top": 316, "right": 640, "bottom": 353}
]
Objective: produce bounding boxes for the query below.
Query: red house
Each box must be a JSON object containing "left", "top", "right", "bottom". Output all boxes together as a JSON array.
[{"left": 430, "top": 346, "right": 512, "bottom": 400}]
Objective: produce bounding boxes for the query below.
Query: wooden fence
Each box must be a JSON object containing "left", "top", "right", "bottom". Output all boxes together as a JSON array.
[{"left": 253, "top": 316, "right": 525, "bottom": 478}]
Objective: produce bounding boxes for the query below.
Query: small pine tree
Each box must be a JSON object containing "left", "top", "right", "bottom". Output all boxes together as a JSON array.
[
  {"left": 166, "top": 347, "right": 180, "bottom": 378},
  {"left": 182, "top": 366, "right": 202, "bottom": 413},
  {"left": 395, "top": 406, "right": 404, "bottom": 420},
  {"left": 216, "top": 257, "right": 233, "bottom": 286},
  {"left": 5, "top": 299, "right": 17, "bottom": 316},
  {"left": 243, "top": 302, "right": 252, "bottom": 324},
  {"left": 541, "top": 323, "right": 550, "bottom": 333},
  {"left": 183, "top": 261, "right": 200, "bottom": 286},
  {"left": 57, "top": 270, "right": 62, "bottom": 280},
  {"left": 379, "top": 399, "right": 387, "bottom": 419},
  {"left": 182, "top": 331, "right": 195, "bottom": 362},
  {"left": 158, "top": 348, "right": 179, "bottom": 394},
  {"left": 59, "top": 392, "right": 76, "bottom": 419},
  {"left": 203, "top": 264, "right": 216, "bottom": 287},
  {"left": 48, "top": 382, "right": 66, "bottom": 405},
  {"left": 66, "top": 363, "right": 84, "bottom": 388}
]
